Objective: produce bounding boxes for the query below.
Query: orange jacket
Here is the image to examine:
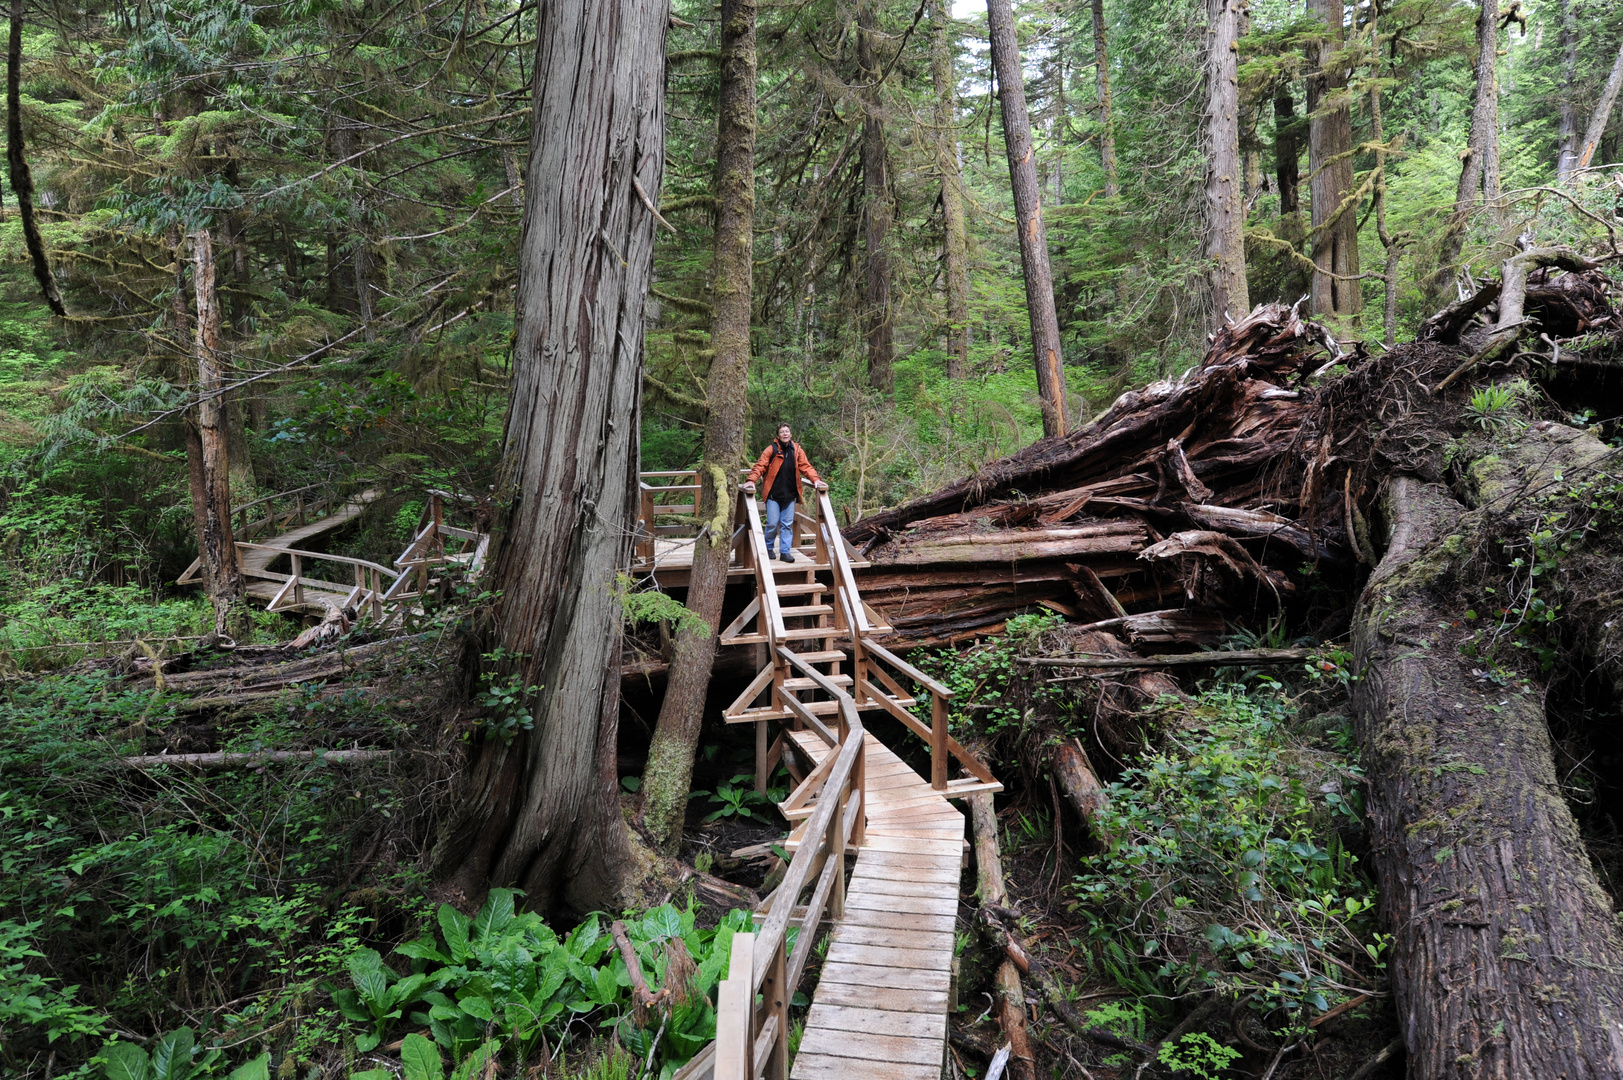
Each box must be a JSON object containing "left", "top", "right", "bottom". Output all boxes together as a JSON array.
[{"left": 747, "top": 439, "right": 821, "bottom": 498}]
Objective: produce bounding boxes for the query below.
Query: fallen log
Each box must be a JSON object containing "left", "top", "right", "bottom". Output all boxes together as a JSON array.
[
  {"left": 969, "top": 793, "right": 1036, "bottom": 1080},
  {"left": 1052, "top": 741, "right": 1108, "bottom": 834},
  {"left": 1022, "top": 647, "right": 1314, "bottom": 670},
  {"left": 1354, "top": 450, "right": 1623, "bottom": 1077},
  {"left": 120, "top": 749, "right": 391, "bottom": 768}
]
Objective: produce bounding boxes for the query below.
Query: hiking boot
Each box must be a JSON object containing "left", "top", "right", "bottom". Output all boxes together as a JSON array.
[{"left": 780, "top": 550, "right": 797, "bottom": 563}]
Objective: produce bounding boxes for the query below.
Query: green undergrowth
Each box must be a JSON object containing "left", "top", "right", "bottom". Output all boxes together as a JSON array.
[
  {"left": 1, "top": 661, "right": 746, "bottom": 1080},
  {"left": 1072, "top": 680, "right": 1386, "bottom": 1030}
]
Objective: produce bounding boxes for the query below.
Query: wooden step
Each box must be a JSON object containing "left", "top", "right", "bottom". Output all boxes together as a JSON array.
[
  {"left": 782, "top": 626, "right": 841, "bottom": 640},
  {"left": 783, "top": 674, "right": 853, "bottom": 691},
  {"left": 791, "top": 650, "right": 849, "bottom": 663},
  {"left": 774, "top": 583, "right": 826, "bottom": 596},
  {"left": 780, "top": 604, "right": 832, "bottom": 618}
]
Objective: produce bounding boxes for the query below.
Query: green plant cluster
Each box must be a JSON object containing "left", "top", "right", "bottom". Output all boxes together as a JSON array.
[
  {"left": 1072, "top": 683, "right": 1386, "bottom": 1023},
  {"left": 916, "top": 610, "right": 1065, "bottom": 738},
  {"left": 335, "top": 890, "right": 751, "bottom": 1080}
]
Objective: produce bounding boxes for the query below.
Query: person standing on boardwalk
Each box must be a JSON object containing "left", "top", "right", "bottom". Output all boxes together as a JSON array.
[{"left": 744, "top": 423, "right": 826, "bottom": 561}]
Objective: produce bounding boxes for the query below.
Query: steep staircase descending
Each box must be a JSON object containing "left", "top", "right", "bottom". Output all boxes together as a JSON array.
[{"left": 669, "top": 481, "right": 1001, "bottom": 1080}]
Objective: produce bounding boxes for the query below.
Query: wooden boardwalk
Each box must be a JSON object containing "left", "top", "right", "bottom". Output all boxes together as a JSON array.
[
  {"left": 240, "top": 489, "right": 380, "bottom": 607},
  {"left": 786, "top": 730, "right": 963, "bottom": 1080}
]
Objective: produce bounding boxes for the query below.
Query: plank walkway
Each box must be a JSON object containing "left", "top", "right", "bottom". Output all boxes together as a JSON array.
[
  {"left": 241, "top": 490, "right": 379, "bottom": 607},
  {"left": 786, "top": 729, "right": 964, "bottom": 1080}
]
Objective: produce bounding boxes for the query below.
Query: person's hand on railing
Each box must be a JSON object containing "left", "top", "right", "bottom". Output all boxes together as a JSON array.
[
  {"left": 742, "top": 481, "right": 756, "bottom": 493},
  {"left": 815, "top": 481, "right": 828, "bottom": 492}
]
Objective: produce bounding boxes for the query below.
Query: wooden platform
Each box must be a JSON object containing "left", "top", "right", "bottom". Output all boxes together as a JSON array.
[
  {"left": 240, "top": 490, "right": 380, "bottom": 609},
  {"left": 786, "top": 730, "right": 964, "bottom": 1080}
]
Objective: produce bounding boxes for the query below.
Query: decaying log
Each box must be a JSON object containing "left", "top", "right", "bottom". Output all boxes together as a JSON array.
[
  {"left": 1052, "top": 741, "right": 1108, "bottom": 833},
  {"left": 1025, "top": 647, "right": 1314, "bottom": 671},
  {"left": 1354, "top": 452, "right": 1623, "bottom": 1077},
  {"left": 120, "top": 749, "right": 391, "bottom": 768},
  {"left": 969, "top": 793, "right": 1036, "bottom": 1080}
]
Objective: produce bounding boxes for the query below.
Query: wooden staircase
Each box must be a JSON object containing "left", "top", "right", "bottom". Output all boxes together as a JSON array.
[{"left": 671, "top": 481, "right": 1001, "bottom": 1080}]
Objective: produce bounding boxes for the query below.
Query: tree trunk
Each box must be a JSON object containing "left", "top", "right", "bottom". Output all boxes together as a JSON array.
[
  {"left": 1089, "top": 0, "right": 1117, "bottom": 198},
  {"left": 1052, "top": 741, "right": 1108, "bottom": 834},
  {"left": 987, "top": 0, "right": 1068, "bottom": 437},
  {"left": 1353, "top": 467, "right": 1623, "bottom": 1079},
  {"left": 1434, "top": 0, "right": 1502, "bottom": 295},
  {"left": 187, "top": 228, "right": 246, "bottom": 638},
  {"left": 1274, "top": 91, "right": 1298, "bottom": 216},
  {"left": 858, "top": 0, "right": 894, "bottom": 395},
  {"left": 435, "top": 0, "right": 666, "bottom": 915},
  {"left": 1204, "top": 0, "right": 1249, "bottom": 329},
  {"left": 1555, "top": 0, "right": 1581, "bottom": 181},
  {"left": 1306, "top": 0, "right": 1360, "bottom": 317},
  {"left": 1574, "top": 39, "right": 1623, "bottom": 175},
  {"left": 1369, "top": 16, "right": 1405, "bottom": 351},
  {"left": 930, "top": 0, "right": 971, "bottom": 380},
  {"left": 7, "top": 0, "right": 62, "bottom": 316},
  {"left": 640, "top": 0, "right": 756, "bottom": 855}
]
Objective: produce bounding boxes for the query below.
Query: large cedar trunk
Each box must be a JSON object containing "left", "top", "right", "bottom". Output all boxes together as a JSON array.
[
  {"left": 1274, "top": 91, "right": 1298, "bottom": 216},
  {"left": 1306, "top": 0, "right": 1359, "bottom": 317},
  {"left": 186, "top": 228, "right": 246, "bottom": 637},
  {"left": 858, "top": 0, "right": 894, "bottom": 394},
  {"left": 436, "top": 0, "right": 667, "bottom": 914},
  {"left": 1089, "top": 0, "right": 1117, "bottom": 199},
  {"left": 1354, "top": 466, "right": 1623, "bottom": 1078},
  {"left": 1555, "top": 0, "right": 1581, "bottom": 181},
  {"left": 1203, "top": 0, "right": 1248, "bottom": 328},
  {"left": 987, "top": 0, "right": 1067, "bottom": 436},
  {"left": 929, "top": 0, "right": 970, "bottom": 379},
  {"left": 640, "top": 0, "right": 757, "bottom": 853},
  {"left": 1433, "top": 0, "right": 1503, "bottom": 298}
]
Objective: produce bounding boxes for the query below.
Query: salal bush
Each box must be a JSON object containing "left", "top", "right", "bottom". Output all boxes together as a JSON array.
[{"left": 1072, "top": 683, "right": 1387, "bottom": 1021}]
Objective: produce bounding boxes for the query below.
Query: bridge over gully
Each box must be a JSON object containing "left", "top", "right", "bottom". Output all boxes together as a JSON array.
[
  {"left": 192, "top": 474, "right": 1000, "bottom": 1078},
  {"left": 636, "top": 472, "right": 1002, "bottom": 1080}
]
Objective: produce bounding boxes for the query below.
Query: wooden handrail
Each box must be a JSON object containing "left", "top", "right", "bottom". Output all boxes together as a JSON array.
[
  {"left": 235, "top": 543, "right": 400, "bottom": 580},
  {"left": 741, "top": 489, "right": 787, "bottom": 642}
]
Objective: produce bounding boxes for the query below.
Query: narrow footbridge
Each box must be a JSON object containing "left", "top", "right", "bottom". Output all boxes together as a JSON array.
[
  {"left": 637, "top": 475, "right": 1000, "bottom": 1080},
  {"left": 179, "top": 485, "right": 487, "bottom": 625}
]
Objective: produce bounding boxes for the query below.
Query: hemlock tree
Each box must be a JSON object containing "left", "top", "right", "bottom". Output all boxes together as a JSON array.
[
  {"left": 640, "top": 0, "right": 759, "bottom": 855},
  {"left": 1204, "top": 0, "right": 1248, "bottom": 328},
  {"left": 436, "top": 0, "right": 669, "bottom": 914}
]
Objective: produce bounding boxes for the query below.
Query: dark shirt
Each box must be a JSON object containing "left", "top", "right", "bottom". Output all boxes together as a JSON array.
[{"left": 768, "top": 440, "right": 799, "bottom": 504}]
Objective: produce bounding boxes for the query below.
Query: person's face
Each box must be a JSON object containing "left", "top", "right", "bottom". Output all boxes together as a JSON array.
[{"left": 778, "top": 426, "right": 792, "bottom": 443}]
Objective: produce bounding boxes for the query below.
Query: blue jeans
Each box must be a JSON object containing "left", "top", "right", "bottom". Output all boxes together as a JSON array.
[{"left": 765, "top": 499, "right": 796, "bottom": 556}]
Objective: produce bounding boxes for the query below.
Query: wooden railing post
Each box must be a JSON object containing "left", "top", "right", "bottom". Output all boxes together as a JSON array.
[
  {"left": 637, "top": 484, "right": 655, "bottom": 562},
  {"left": 761, "top": 935, "right": 790, "bottom": 1080},
  {"left": 295, "top": 491, "right": 306, "bottom": 525},
  {"left": 832, "top": 775, "right": 848, "bottom": 921},
  {"left": 291, "top": 553, "right": 303, "bottom": 606},
  {"left": 715, "top": 932, "right": 754, "bottom": 1080},
  {"left": 931, "top": 692, "right": 949, "bottom": 791}
]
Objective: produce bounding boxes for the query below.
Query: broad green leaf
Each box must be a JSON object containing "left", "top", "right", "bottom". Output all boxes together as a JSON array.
[
  {"left": 350, "top": 1071, "right": 393, "bottom": 1080},
  {"left": 99, "top": 1042, "right": 150, "bottom": 1080},
  {"left": 437, "top": 905, "right": 471, "bottom": 964},
  {"left": 458, "top": 994, "right": 494, "bottom": 1022},
  {"left": 449, "top": 1039, "right": 501, "bottom": 1080},
  {"left": 400, "top": 1033, "right": 443, "bottom": 1080},
  {"left": 148, "top": 1029, "right": 194, "bottom": 1080},
  {"left": 470, "top": 890, "right": 515, "bottom": 942},
  {"left": 355, "top": 1033, "right": 381, "bottom": 1054},
  {"left": 640, "top": 905, "right": 682, "bottom": 942},
  {"left": 227, "top": 1054, "right": 269, "bottom": 1080}
]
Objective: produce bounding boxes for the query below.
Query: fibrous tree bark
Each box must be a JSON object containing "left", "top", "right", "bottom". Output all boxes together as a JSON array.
[
  {"left": 185, "top": 228, "right": 246, "bottom": 638},
  {"left": 1434, "top": 0, "right": 1503, "bottom": 297},
  {"left": 929, "top": 0, "right": 970, "bottom": 379},
  {"left": 640, "top": 0, "right": 757, "bottom": 854},
  {"left": 1204, "top": 0, "right": 1249, "bottom": 329},
  {"left": 8, "top": 0, "right": 62, "bottom": 316},
  {"left": 1555, "top": 0, "right": 1582, "bottom": 181},
  {"left": 1089, "top": 0, "right": 1117, "bottom": 198},
  {"left": 436, "top": 0, "right": 667, "bottom": 914},
  {"left": 970, "top": 793, "right": 1036, "bottom": 1080},
  {"left": 987, "top": 0, "right": 1068, "bottom": 436},
  {"left": 1354, "top": 462, "right": 1623, "bottom": 1078},
  {"left": 858, "top": 0, "right": 895, "bottom": 394},
  {"left": 1274, "top": 91, "right": 1299, "bottom": 216},
  {"left": 1306, "top": 0, "right": 1360, "bottom": 317},
  {"left": 1574, "top": 39, "right": 1623, "bottom": 176}
]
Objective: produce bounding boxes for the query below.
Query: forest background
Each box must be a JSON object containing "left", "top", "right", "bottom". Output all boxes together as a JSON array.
[{"left": 2, "top": 0, "right": 1622, "bottom": 1077}]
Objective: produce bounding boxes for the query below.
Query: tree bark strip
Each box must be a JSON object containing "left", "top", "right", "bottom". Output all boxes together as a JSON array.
[
  {"left": 1306, "top": 0, "right": 1360, "bottom": 317},
  {"left": 1555, "top": 0, "right": 1582, "bottom": 181},
  {"left": 970, "top": 792, "right": 1035, "bottom": 1080},
  {"left": 641, "top": 0, "right": 757, "bottom": 853},
  {"left": 1574, "top": 39, "right": 1623, "bottom": 176},
  {"left": 436, "top": 0, "right": 667, "bottom": 914},
  {"left": 987, "top": 0, "right": 1067, "bottom": 437},
  {"left": 929, "top": 0, "right": 970, "bottom": 379},
  {"left": 858, "top": 0, "right": 895, "bottom": 394},
  {"left": 188, "top": 228, "right": 246, "bottom": 637},
  {"left": 1434, "top": 0, "right": 1503, "bottom": 296},
  {"left": 1353, "top": 471, "right": 1623, "bottom": 1078},
  {"left": 1089, "top": 0, "right": 1118, "bottom": 199},
  {"left": 7, "top": 0, "right": 62, "bottom": 316},
  {"left": 1204, "top": 0, "right": 1249, "bottom": 328}
]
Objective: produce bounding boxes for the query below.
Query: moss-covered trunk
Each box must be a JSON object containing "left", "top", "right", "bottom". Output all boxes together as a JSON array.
[{"left": 1353, "top": 464, "right": 1623, "bottom": 1077}]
